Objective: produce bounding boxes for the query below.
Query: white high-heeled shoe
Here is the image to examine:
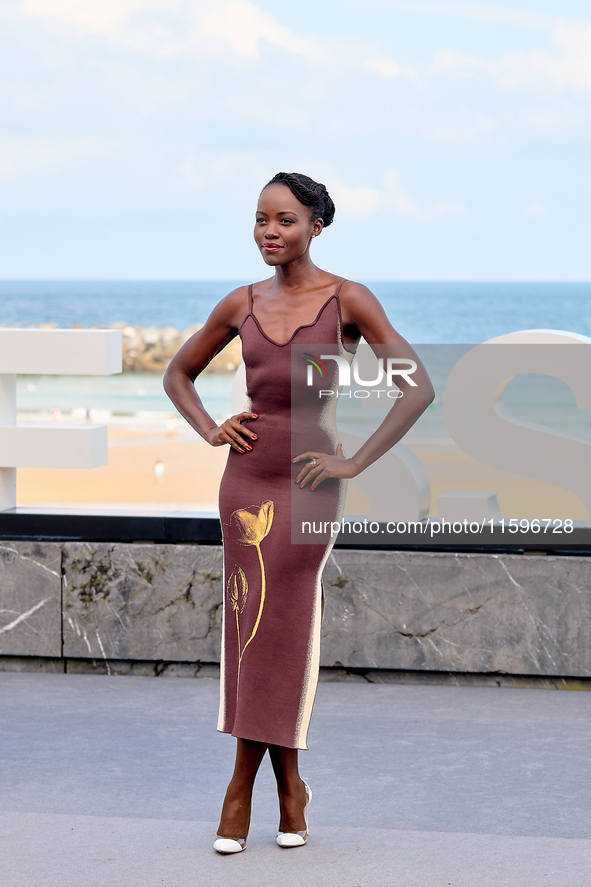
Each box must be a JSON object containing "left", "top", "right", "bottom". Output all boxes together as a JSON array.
[
  {"left": 213, "top": 836, "right": 246, "bottom": 854},
  {"left": 276, "top": 779, "right": 312, "bottom": 848}
]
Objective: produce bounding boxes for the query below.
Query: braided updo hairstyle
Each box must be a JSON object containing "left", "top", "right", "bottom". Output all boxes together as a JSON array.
[{"left": 264, "top": 172, "right": 335, "bottom": 228}]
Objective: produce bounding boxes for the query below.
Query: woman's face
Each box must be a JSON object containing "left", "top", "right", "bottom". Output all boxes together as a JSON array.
[{"left": 254, "top": 184, "right": 322, "bottom": 266}]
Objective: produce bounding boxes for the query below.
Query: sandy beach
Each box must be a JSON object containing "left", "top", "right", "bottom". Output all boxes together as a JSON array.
[
  {"left": 16, "top": 424, "right": 585, "bottom": 521},
  {"left": 18, "top": 427, "right": 227, "bottom": 512}
]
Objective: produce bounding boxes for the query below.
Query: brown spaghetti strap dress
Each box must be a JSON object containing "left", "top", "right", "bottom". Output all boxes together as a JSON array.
[{"left": 217, "top": 280, "right": 348, "bottom": 749}]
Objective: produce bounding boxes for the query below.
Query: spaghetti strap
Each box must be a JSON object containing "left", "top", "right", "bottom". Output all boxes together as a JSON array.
[
  {"left": 334, "top": 279, "right": 347, "bottom": 328},
  {"left": 334, "top": 278, "right": 347, "bottom": 297},
  {"left": 248, "top": 283, "right": 253, "bottom": 314}
]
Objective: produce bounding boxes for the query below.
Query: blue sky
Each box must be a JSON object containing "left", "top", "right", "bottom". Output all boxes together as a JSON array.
[{"left": 1, "top": 0, "right": 590, "bottom": 280}]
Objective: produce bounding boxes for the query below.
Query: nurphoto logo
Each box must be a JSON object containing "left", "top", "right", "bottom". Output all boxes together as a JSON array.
[{"left": 304, "top": 353, "right": 418, "bottom": 398}]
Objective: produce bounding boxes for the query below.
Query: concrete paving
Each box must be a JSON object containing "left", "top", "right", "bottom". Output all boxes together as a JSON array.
[{"left": 1, "top": 672, "right": 590, "bottom": 886}]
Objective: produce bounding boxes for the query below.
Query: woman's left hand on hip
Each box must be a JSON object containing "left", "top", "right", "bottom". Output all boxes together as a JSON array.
[{"left": 292, "top": 443, "right": 356, "bottom": 491}]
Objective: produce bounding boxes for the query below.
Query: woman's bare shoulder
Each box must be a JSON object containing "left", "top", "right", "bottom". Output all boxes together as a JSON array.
[
  {"left": 340, "top": 279, "right": 380, "bottom": 300},
  {"left": 338, "top": 279, "right": 407, "bottom": 343},
  {"left": 205, "top": 284, "right": 251, "bottom": 330},
  {"left": 338, "top": 279, "right": 386, "bottom": 319}
]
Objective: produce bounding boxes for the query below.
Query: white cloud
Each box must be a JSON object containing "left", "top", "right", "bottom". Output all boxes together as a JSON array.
[
  {"left": 16, "top": 0, "right": 413, "bottom": 91},
  {"left": 19, "top": 0, "right": 188, "bottom": 56},
  {"left": 435, "top": 21, "right": 591, "bottom": 94},
  {"left": 321, "top": 170, "right": 462, "bottom": 221},
  {"left": 199, "top": 1, "right": 314, "bottom": 59},
  {"left": 328, "top": 179, "right": 381, "bottom": 217},
  {"left": 19, "top": 0, "right": 173, "bottom": 38},
  {"left": 536, "top": 22, "right": 591, "bottom": 92},
  {"left": 18, "top": 0, "right": 318, "bottom": 60},
  {"left": 365, "top": 56, "right": 419, "bottom": 85}
]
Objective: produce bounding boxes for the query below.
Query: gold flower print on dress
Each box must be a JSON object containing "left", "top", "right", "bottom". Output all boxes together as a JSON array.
[
  {"left": 231, "top": 500, "right": 274, "bottom": 546},
  {"left": 229, "top": 566, "right": 248, "bottom": 615},
  {"left": 228, "top": 500, "right": 274, "bottom": 694}
]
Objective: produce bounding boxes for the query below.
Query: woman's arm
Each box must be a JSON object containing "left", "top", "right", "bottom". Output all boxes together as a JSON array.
[
  {"left": 294, "top": 281, "right": 435, "bottom": 489},
  {"left": 163, "top": 287, "right": 258, "bottom": 453}
]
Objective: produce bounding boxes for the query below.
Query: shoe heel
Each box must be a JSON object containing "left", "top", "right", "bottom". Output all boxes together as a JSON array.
[{"left": 276, "top": 779, "right": 311, "bottom": 848}]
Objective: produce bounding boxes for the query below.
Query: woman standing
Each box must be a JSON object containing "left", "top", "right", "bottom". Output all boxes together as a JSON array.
[{"left": 164, "top": 172, "right": 434, "bottom": 853}]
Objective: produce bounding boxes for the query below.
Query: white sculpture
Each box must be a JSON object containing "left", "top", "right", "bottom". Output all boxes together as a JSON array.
[
  {"left": 443, "top": 330, "right": 591, "bottom": 526},
  {"left": 0, "top": 329, "right": 122, "bottom": 511}
]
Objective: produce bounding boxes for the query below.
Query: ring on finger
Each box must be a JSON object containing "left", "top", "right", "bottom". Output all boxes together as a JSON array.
[{"left": 310, "top": 458, "right": 317, "bottom": 469}]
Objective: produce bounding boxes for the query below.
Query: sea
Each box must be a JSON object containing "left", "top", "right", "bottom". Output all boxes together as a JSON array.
[
  {"left": 2, "top": 280, "right": 590, "bottom": 426},
  {"left": 2, "top": 279, "right": 590, "bottom": 340}
]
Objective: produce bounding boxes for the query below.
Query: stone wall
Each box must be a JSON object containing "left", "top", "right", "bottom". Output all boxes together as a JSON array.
[
  {"left": 0, "top": 542, "right": 62, "bottom": 657},
  {"left": 1, "top": 541, "right": 590, "bottom": 678},
  {"left": 62, "top": 543, "right": 223, "bottom": 662},
  {"left": 321, "top": 549, "right": 591, "bottom": 677}
]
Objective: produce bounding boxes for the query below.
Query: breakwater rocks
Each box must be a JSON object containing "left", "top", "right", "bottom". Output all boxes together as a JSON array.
[{"left": 112, "top": 323, "right": 242, "bottom": 374}]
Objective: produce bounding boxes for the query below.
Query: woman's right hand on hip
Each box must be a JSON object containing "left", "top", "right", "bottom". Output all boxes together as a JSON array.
[{"left": 204, "top": 411, "right": 258, "bottom": 453}]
